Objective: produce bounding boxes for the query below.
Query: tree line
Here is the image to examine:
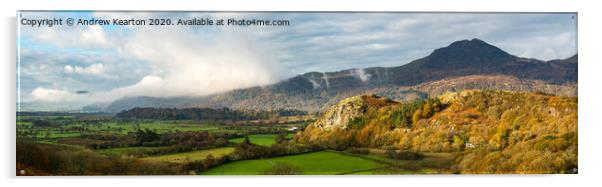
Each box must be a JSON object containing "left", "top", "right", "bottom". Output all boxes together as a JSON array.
[{"left": 115, "top": 107, "right": 308, "bottom": 120}]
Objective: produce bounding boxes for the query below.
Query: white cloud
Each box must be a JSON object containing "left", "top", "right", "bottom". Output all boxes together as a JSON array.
[
  {"left": 387, "top": 19, "right": 420, "bottom": 31},
  {"left": 353, "top": 68, "right": 371, "bottom": 82},
  {"left": 64, "top": 63, "right": 106, "bottom": 75},
  {"left": 112, "top": 28, "right": 289, "bottom": 98},
  {"left": 30, "top": 88, "right": 78, "bottom": 102},
  {"left": 33, "top": 25, "right": 110, "bottom": 48},
  {"left": 29, "top": 27, "right": 290, "bottom": 103},
  {"left": 496, "top": 32, "right": 576, "bottom": 60},
  {"left": 101, "top": 76, "right": 166, "bottom": 98}
]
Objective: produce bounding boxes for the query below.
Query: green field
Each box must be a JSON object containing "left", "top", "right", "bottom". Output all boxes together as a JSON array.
[
  {"left": 140, "top": 147, "right": 235, "bottom": 163},
  {"left": 229, "top": 134, "right": 294, "bottom": 146},
  {"left": 82, "top": 121, "right": 223, "bottom": 134},
  {"left": 16, "top": 117, "right": 304, "bottom": 141},
  {"left": 202, "top": 151, "right": 384, "bottom": 175},
  {"left": 17, "top": 120, "right": 230, "bottom": 140},
  {"left": 337, "top": 150, "right": 455, "bottom": 174}
]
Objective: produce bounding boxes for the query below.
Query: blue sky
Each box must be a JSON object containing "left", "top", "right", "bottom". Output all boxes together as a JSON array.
[{"left": 17, "top": 11, "right": 577, "bottom": 107}]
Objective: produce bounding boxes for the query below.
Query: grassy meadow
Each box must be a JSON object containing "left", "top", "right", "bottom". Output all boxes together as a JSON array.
[
  {"left": 202, "top": 151, "right": 384, "bottom": 175},
  {"left": 141, "top": 147, "right": 235, "bottom": 163},
  {"left": 229, "top": 134, "right": 294, "bottom": 146}
]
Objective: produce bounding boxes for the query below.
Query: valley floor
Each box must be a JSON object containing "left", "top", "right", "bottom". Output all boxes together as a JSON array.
[
  {"left": 201, "top": 151, "right": 383, "bottom": 175},
  {"left": 201, "top": 150, "right": 455, "bottom": 175}
]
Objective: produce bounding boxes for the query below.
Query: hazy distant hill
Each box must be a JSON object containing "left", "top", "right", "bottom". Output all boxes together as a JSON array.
[
  {"left": 101, "top": 96, "right": 205, "bottom": 113},
  {"left": 97, "top": 39, "right": 577, "bottom": 113}
]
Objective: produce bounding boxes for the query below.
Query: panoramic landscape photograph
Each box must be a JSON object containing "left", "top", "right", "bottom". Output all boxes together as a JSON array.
[{"left": 16, "top": 11, "right": 577, "bottom": 175}]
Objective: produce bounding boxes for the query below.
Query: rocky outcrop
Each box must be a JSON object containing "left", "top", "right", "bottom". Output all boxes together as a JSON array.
[{"left": 312, "top": 95, "right": 397, "bottom": 130}]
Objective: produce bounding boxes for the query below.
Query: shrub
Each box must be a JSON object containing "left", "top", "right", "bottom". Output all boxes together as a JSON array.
[
  {"left": 386, "top": 150, "right": 425, "bottom": 160},
  {"left": 346, "top": 147, "right": 370, "bottom": 155}
]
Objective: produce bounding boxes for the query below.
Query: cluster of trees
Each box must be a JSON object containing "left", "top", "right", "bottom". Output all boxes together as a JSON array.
[
  {"left": 17, "top": 141, "right": 180, "bottom": 175},
  {"left": 60, "top": 134, "right": 137, "bottom": 149},
  {"left": 135, "top": 128, "right": 160, "bottom": 145},
  {"left": 222, "top": 125, "right": 303, "bottom": 136},
  {"left": 146, "top": 131, "right": 230, "bottom": 154},
  {"left": 345, "top": 147, "right": 370, "bottom": 155},
  {"left": 391, "top": 98, "right": 443, "bottom": 128},
  {"left": 18, "top": 112, "right": 74, "bottom": 117},
  {"left": 32, "top": 119, "right": 57, "bottom": 128},
  {"left": 385, "top": 150, "right": 425, "bottom": 160},
  {"left": 25, "top": 119, "right": 78, "bottom": 128},
  {"left": 230, "top": 137, "right": 322, "bottom": 160},
  {"left": 179, "top": 135, "right": 321, "bottom": 174},
  {"left": 446, "top": 91, "right": 577, "bottom": 173},
  {"left": 275, "top": 131, "right": 289, "bottom": 144},
  {"left": 180, "top": 154, "right": 230, "bottom": 174},
  {"left": 58, "top": 130, "right": 230, "bottom": 156},
  {"left": 296, "top": 90, "right": 578, "bottom": 173},
  {"left": 21, "top": 117, "right": 111, "bottom": 126},
  {"left": 116, "top": 107, "right": 308, "bottom": 121}
]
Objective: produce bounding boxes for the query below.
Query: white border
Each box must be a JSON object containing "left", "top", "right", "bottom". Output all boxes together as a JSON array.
[{"left": 2, "top": 1, "right": 600, "bottom": 187}]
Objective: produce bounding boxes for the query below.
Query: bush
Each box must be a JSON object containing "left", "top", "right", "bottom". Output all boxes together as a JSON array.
[
  {"left": 33, "top": 120, "right": 54, "bottom": 127},
  {"left": 231, "top": 142, "right": 322, "bottom": 161},
  {"left": 346, "top": 147, "right": 370, "bottom": 155},
  {"left": 386, "top": 150, "right": 425, "bottom": 160}
]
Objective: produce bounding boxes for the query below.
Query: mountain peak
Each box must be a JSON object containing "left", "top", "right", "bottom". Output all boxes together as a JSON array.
[
  {"left": 447, "top": 38, "right": 489, "bottom": 48},
  {"left": 436, "top": 38, "right": 510, "bottom": 58},
  {"left": 418, "top": 38, "right": 514, "bottom": 69}
]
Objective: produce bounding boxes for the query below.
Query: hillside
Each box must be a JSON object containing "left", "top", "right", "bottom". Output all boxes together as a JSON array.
[
  {"left": 285, "top": 39, "right": 576, "bottom": 93},
  {"left": 410, "top": 75, "right": 577, "bottom": 97},
  {"left": 97, "top": 39, "right": 577, "bottom": 113},
  {"left": 295, "top": 90, "right": 577, "bottom": 173},
  {"left": 390, "top": 39, "right": 577, "bottom": 85}
]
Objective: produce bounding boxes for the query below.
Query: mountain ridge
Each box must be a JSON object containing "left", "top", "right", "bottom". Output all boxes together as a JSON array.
[{"left": 93, "top": 38, "right": 577, "bottom": 113}]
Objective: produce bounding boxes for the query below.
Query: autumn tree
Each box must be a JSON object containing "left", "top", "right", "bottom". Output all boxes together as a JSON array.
[{"left": 412, "top": 110, "right": 423, "bottom": 125}]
